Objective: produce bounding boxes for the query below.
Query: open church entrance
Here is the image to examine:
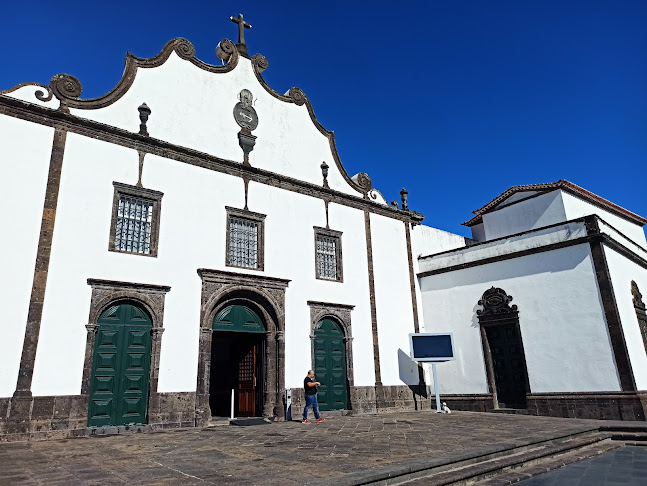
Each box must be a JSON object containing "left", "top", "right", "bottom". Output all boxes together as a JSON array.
[{"left": 209, "top": 304, "right": 266, "bottom": 417}]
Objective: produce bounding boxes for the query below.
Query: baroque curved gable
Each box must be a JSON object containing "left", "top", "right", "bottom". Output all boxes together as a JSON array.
[{"left": 1, "top": 37, "right": 391, "bottom": 200}]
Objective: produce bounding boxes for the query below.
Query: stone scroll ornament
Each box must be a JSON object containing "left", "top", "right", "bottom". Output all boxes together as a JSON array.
[
  {"left": 477, "top": 287, "right": 518, "bottom": 316},
  {"left": 234, "top": 89, "right": 258, "bottom": 165},
  {"left": 351, "top": 172, "right": 372, "bottom": 198}
]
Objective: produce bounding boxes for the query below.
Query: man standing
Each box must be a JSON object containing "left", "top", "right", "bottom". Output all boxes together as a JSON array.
[{"left": 303, "top": 370, "right": 325, "bottom": 424}]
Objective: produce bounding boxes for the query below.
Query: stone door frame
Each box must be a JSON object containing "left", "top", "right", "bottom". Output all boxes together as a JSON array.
[
  {"left": 307, "top": 301, "right": 355, "bottom": 409},
  {"left": 476, "top": 287, "right": 530, "bottom": 410},
  {"left": 196, "top": 269, "right": 289, "bottom": 423},
  {"left": 83, "top": 279, "right": 171, "bottom": 424}
]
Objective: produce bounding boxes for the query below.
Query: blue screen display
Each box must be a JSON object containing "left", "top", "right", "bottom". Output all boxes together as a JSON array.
[{"left": 411, "top": 335, "right": 453, "bottom": 359}]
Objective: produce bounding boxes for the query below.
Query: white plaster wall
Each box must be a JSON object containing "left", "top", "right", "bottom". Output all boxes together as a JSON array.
[
  {"left": 471, "top": 223, "right": 486, "bottom": 242},
  {"left": 30, "top": 132, "right": 386, "bottom": 395},
  {"left": 245, "top": 187, "right": 376, "bottom": 388},
  {"left": 561, "top": 192, "right": 647, "bottom": 249},
  {"left": 418, "top": 244, "right": 621, "bottom": 394},
  {"left": 69, "top": 53, "right": 363, "bottom": 198},
  {"left": 0, "top": 117, "right": 54, "bottom": 396},
  {"left": 411, "top": 224, "right": 469, "bottom": 259},
  {"left": 370, "top": 214, "right": 419, "bottom": 386},
  {"left": 31, "top": 134, "right": 244, "bottom": 395},
  {"left": 482, "top": 191, "right": 567, "bottom": 240},
  {"left": 497, "top": 191, "right": 541, "bottom": 208},
  {"left": 603, "top": 244, "right": 647, "bottom": 390},
  {"left": 419, "top": 221, "right": 588, "bottom": 275}
]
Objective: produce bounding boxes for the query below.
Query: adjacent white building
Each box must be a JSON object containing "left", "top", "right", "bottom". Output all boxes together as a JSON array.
[
  {"left": 0, "top": 31, "right": 645, "bottom": 440},
  {"left": 417, "top": 181, "right": 647, "bottom": 420}
]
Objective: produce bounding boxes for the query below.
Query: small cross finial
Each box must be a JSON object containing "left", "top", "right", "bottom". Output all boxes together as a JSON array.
[{"left": 230, "top": 13, "right": 251, "bottom": 47}]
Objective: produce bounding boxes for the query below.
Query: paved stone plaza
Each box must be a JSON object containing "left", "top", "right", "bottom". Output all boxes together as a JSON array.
[{"left": 0, "top": 411, "right": 640, "bottom": 485}]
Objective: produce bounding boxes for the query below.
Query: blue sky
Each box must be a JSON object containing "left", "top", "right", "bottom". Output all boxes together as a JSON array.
[{"left": 2, "top": 1, "right": 645, "bottom": 237}]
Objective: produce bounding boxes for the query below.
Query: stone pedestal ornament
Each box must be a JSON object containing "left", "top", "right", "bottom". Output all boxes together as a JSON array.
[
  {"left": 233, "top": 89, "right": 259, "bottom": 165},
  {"left": 400, "top": 187, "right": 409, "bottom": 211},
  {"left": 321, "top": 161, "right": 329, "bottom": 188},
  {"left": 138, "top": 102, "right": 151, "bottom": 136}
]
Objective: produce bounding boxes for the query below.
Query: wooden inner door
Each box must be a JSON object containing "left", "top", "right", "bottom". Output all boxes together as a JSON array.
[
  {"left": 237, "top": 343, "right": 256, "bottom": 417},
  {"left": 485, "top": 323, "right": 528, "bottom": 408}
]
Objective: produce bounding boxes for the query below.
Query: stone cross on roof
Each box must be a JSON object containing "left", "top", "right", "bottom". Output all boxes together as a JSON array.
[{"left": 230, "top": 13, "right": 251, "bottom": 47}]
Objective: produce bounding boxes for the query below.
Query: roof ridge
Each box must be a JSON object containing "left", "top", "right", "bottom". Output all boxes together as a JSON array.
[{"left": 463, "top": 180, "right": 646, "bottom": 227}]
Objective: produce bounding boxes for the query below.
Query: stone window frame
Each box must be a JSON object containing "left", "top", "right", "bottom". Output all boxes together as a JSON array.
[
  {"left": 82, "top": 279, "right": 171, "bottom": 424},
  {"left": 307, "top": 301, "right": 355, "bottom": 396},
  {"left": 313, "top": 226, "right": 344, "bottom": 282},
  {"left": 109, "top": 182, "right": 164, "bottom": 258},
  {"left": 225, "top": 206, "right": 266, "bottom": 271}
]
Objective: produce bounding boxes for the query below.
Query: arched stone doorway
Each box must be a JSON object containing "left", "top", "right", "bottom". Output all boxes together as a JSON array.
[
  {"left": 87, "top": 302, "right": 153, "bottom": 427},
  {"left": 313, "top": 318, "right": 348, "bottom": 411},
  {"left": 83, "top": 279, "right": 170, "bottom": 427},
  {"left": 210, "top": 304, "right": 267, "bottom": 417},
  {"left": 196, "top": 269, "right": 289, "bottom": 424}
]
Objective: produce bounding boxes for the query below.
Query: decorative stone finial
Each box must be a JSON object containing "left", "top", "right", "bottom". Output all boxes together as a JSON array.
[
  {"left": 230, "top": 13, "right": 252, "bottom": 56},
  {"left": 400, "top": 188, "right": 409, "bottom": 211},
  {"left": 138, "top": 103, "right": 151, "bottom": 136},
  {"left": 391, "top": 201, "right": 399, "bottom": 209},
  {"left": 321, "top": 161, "right": 329, "bottom": 188}
]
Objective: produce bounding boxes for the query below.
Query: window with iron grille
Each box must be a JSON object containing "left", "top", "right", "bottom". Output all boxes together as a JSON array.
[
  {"left": 314, "top": 227, "right": 343, "bottom": 282},
  {"left": 226, "top": 207, "right": 265, "bottom": 270},
  {"left": 109, "top": 182, "right": 163, "bottom": 257}
]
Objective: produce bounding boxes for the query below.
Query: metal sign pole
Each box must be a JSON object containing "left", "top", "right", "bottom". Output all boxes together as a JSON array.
[{"left": 432, "top": 363, "right": 442, "bottom": 413}]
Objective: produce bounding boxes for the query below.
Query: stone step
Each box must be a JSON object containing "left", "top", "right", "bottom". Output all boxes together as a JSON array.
[
  {"left": 397, "top": 433, "right": 612, "bottom": 486},
  {"left": 332, "top": 430, "right": 607, "bottom": 486},
  {"left": 471, "top": 440, "right": 622, "bottom": 485},
  {"left": 85, "top": 424, "right": 153, "bottom": 436},
  {"left": 488, "top": 408, "right": 530, "bottom": 415},
  {"left": 609, "top": 432, "right": 647, "bottom": 442}
]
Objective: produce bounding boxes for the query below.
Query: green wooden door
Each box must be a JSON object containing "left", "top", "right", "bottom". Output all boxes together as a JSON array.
[
  {"left": 314, "top": 319, "right": 348, "bottom": 411},
  {"left": 88, "top": 303, "right": 152, "bottom": 427}
]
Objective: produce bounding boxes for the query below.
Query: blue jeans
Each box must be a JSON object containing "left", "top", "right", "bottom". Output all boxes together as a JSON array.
[{"left": 303, "top": 394, "right": 320, "bottom": 420}]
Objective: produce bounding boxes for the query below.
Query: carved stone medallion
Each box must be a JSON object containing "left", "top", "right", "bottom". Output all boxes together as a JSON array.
[{"left": 233, "top": 89, "right": 258, "bottom": 131}]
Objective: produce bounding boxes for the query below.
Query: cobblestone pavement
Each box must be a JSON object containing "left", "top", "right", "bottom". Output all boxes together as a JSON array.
[
  {"left": 0, "top": 411, "right": 605, "bottom": 485},
  {"left": 518, "top": 446, "right": 647, "bottom": 486}
]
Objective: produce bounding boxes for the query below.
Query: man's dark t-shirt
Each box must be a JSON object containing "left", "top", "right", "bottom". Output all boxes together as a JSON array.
[{"left": 304, "top": 377, "right": 317, "bottom": 396}]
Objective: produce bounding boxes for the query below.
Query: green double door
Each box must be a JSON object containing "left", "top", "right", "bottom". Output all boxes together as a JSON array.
[
  {"left": 314, "top": 319, "right": 348, "bottom": 411},
  {"left": 88, "top": 303, "right": 152, "bottom": 427}
]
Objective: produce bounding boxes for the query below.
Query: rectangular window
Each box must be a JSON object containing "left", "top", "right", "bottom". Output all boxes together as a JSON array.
[
  {"left": 314, "top": 227, "right": 343, "bottom": 282},
  {"left": 226, "top": 207, "right": 266, "bottom": 270},
  {"left": 109, "top": 182, "right": 163, "bottom": 257}
]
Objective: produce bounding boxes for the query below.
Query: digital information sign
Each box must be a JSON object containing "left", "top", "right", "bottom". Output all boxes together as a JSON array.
[
  {"left": 409, "top": 333, "right": 455, "bottom": 362},
  {"left": 409, "top": 333, "right": 456, "bottom": 413}
]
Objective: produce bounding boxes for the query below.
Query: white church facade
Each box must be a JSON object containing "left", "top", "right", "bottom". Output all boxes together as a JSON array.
[{"left": 0, "top": 24, "right": 645, "bottom": 439}]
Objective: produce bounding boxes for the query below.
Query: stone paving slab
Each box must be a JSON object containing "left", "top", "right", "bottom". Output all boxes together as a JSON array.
[{"left": 0, "top": 411, "right": 615, "bottom": 485}]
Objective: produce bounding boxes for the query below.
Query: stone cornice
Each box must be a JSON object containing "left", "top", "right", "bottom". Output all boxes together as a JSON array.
[
  {"left": 87, "top": 278, "right": 171, "bottom": 293},
  {"left": 197, "top": 268, "right": 291, "bottom": 288},
  {"left": 0, "top": 95, "right": 425, "bottom": 224}
]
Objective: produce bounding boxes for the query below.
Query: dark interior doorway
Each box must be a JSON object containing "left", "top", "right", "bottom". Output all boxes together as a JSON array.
[
  {"left": 477, "top": 287, "right": 530, "bottom": 410},
  {"left": 484, "top": 323, "right": 528, "bottom": 409},
  {"left": 210, "top": 331, "right": 266, "bottom": 417}
]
